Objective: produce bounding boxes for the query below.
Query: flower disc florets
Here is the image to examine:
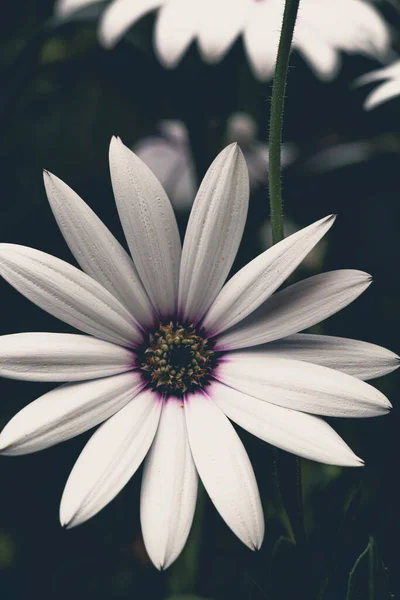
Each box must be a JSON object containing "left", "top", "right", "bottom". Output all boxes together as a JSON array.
[{"left": 139, "top": 322, "right": 217, "bottom": 394}]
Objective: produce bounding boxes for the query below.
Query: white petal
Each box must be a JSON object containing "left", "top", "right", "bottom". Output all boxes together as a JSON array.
[
  {"left": 155, "top": 0, "right": 201, "bottom": 68},
  {"left": 217, "top": 270, "right": 371, "bottom": 350},
  {"left": 333, "top": 0, "right": 389, "bottom": 57},
  {"left": 55, "top": 0, "right": 98, "bottom": 16},
  {"left": 60, "top": 388, "right": 162, "bottom": 528},
  {"left": 99, "top": 0, "right": 166, "bottom": 48},
  {"left": 203, "top": 215, "right": 335, "bottom": 336},
  {"left": 355, "top": 61, "right": 400, "bottom": 87},
  {"left": 0, "top": 371, "right": 144, "bottom": 456},
  {"left": 211, "top": 381, "right": 363, "bottom": 467},
  {"left": 248, "top": 334, "right": 400, "bottom": 381},
  {"left": 363, "top": 79, "right": 400, "bottom": 110},
  {"left": 44, "top": 171, "right": 155, "bottom": 328},
  {"left": 243, "top": 1, "right": 283, "bottom": 80},
  {"left": 197, "top": 0, "right": 247, "bottom": 63},
  {"left": 140, "top": 399, "right": 198, "bottom": 570},
  {"left": 185, "top": 391, "right": 264, "bottom": 550},
  {"left": 109, "top": 137, "right": 181, "bottom": 318},
  {"left": 217, "top": 353, "right": 392, "bottom": 417},
  {"left": 0, "top": 332, "right": 134, "bottom": 381},
  {"left": 296, "top": 32, "right": 340, "bottom": 81},
  {"left": 179, "top": 144, "right": 249, "bottom": 323},
  {"left": 297, "top": 0, "right": 389, "bottom": 58},
  {"left": 0, "top": 244, "right": 142, "bottom": 347}
]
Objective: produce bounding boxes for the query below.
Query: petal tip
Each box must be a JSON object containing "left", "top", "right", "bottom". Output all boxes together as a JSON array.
[
  {"left": 59, "top": 504, "right": 81, "bottom": 530},
  {"left": 109, "top": 135, "right": 122, "bottom": 151},
  {"left": 385, "top": 398, "right": 393, "bottom": 412},
  {"left": 253, "top": 538, "right": 263, "bottom": 551},
  {"left": 59, "top": 513, "right": 78, "bottom": 530},
  {"left": 42, "top": 170, "right": 60, "bottom": 193}
]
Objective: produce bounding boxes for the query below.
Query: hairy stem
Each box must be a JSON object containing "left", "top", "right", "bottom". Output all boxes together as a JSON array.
[{"left": 268, "top": 0, "right": 300, "bottom": 244}]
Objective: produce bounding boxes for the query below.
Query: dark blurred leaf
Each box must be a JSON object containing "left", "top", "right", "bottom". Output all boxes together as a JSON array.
[
  {"left": 275, "top": 451, "right": 305, "bottom": 546},
  {"left": 271, "top": 536, "right": 306, "bottom": 600},
  {"left": 346, "top": 537, "right": 393, "bottom": 600},
  {"left": 317, "top": 482, "right": 363, "bottom": 599}
]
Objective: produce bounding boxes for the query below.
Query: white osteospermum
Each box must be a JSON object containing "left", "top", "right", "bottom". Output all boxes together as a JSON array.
[
  {"left": 55, "top": 0, "right": 389, "bottom": 82},
  {"left": 356, "top": 60, "right": 400, "bottom": 110},
  {"left": 0, "top": 139, "right": 398, "bottom": 570}
]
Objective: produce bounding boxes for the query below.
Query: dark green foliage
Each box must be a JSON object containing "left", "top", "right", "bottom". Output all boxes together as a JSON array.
[{"left": 346, "top": 537, "right": 393, "bottom": 600}]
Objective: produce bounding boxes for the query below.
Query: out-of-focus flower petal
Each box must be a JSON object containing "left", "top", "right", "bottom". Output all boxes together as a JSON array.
[
  {"left": 155, "top": 0, "right": 201, "bottom": 67},
  {"left": 55, "top": 0, "right": 99, "bottom": 16},
  {"left": 197, "top": 0, "right": 247, "bottom": 63},
  {"left": 364, "top": 79, "right": 400, "bottom": 110},
  {"left": 243, "top": 2, "right": 282, "bottom": 80},
  {"left": 100, "top": 0, "right": 166, "bottom": 48}
]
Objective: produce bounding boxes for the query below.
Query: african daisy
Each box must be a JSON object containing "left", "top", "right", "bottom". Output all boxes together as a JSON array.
[{"left": 0, "top": 139, "right": 397, "bottom": 569}]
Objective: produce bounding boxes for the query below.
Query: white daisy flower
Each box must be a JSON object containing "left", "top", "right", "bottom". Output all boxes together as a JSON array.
[
  {"left": 356, "top": 59, "right": 400, "bottom": 110},
  {"left": 0, "top": 139, "right": 397, "bottom": 569},
  {"left": 55, "top": 0, "right": 390, "bottom": 81}
]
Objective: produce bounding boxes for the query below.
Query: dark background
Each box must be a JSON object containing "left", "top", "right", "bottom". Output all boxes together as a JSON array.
[{"left": 0, "top": 1, "right": 399, "bottom": 599}]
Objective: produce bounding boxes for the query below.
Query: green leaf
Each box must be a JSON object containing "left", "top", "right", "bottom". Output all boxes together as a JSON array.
[{"left": 346, "top": 537, "right": 393, "bottom": 600}]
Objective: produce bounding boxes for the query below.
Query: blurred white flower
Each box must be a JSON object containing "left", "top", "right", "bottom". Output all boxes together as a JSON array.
[
  {"left": 356, "top": 60, "right": 400, "bottom": 110},
  {"left": 134, "top": 113, "right": 296, "bottom": 210},
  {"left": 56, "top": 0, "right": 99, "bottom": 12},
  {"left": 134, "top": 120, "right": 197, "bottom": 210},
  {"left": 225, "top": 112, "right": 297, "bottom": 188},
  {"left": 55, "top": 0, "right": 390, "bottom": 81},
  {"left": 0, "top": 139, "right": 397, "bottom": 570},
  {"left": 304, "top": 141, "right": 375, "bottom": 173}
]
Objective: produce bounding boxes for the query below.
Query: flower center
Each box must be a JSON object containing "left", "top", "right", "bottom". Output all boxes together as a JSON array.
[{"left": 139, "top": 322, "right": 216, "bottom": 395}]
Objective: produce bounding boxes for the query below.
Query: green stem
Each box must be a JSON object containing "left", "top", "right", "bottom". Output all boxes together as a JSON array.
[
  {"left": 268, "top": 0, "right": 300, "bottom": 245},
  {"left": 269, "top": 1, "right": 310, "bottom": 588}
]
